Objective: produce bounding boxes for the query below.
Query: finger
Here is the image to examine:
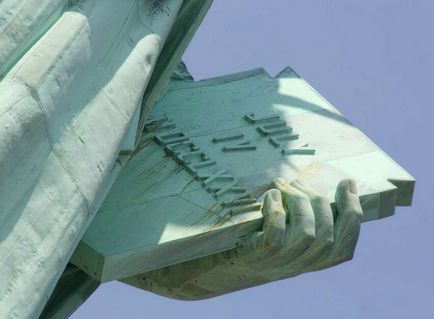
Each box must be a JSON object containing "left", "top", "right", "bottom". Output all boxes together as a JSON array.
[
  {"left": 272, "top": 177, "right": 316, "bottom": 259},
  {"left": 316, "top": 179, "right": 363, "bottom": 269},
  {"left": 260, "top": 189, "right": 286, "bottom": 251},
  {"left": 333, "top": 179, "right": 363, "bottom": 260},
  {"left": 290, "top": 180, "right": 334, "bottom": 263},
  {"left": 291, "top": 180, "right": 334, "bottom": 247}
]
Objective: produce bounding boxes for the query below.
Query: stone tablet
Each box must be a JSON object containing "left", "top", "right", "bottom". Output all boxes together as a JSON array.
[{"left": 71, "top": 67, "right": 414, "bottom": 282}]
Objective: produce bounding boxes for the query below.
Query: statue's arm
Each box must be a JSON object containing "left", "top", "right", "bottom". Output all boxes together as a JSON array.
[
  {"left": 0, "top": 1, "right": 183, "bottom": 317},
  {"left": 125, "top": 178, "right": 363, "bottom": 300}
]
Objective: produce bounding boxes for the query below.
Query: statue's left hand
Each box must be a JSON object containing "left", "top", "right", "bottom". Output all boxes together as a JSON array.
[{"left": 136, "top": 178, "right": 363, "bottom": 300}]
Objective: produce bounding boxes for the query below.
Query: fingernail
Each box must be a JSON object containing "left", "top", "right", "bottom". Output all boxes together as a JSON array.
[
  {"left": 268, "top": 189, "right": 281, "bottom": 202},
  {"left": 348, "top": 179, "right": 357, "bottom": 195}
]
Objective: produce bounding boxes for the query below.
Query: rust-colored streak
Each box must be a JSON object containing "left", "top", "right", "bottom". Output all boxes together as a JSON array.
[{"left": 296, "top": 160, "right": 321, "bottom": 180}]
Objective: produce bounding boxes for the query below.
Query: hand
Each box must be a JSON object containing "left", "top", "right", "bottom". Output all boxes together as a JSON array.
[{"left": 132, "top": 178, "right": 363, "bottom": 300}]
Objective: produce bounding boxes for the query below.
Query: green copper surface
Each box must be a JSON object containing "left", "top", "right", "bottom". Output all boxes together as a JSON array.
[{"left": 72, "top": 66, "right": 414, "bottom": 284}]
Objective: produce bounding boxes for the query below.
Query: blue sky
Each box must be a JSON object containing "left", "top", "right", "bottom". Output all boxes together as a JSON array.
[{"left": 73, "top": 1, "right": 433, "bottom": 318}]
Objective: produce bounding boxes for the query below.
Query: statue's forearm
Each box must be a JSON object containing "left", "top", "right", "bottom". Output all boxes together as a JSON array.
[{"left": 0, "top": 1, "right": 183, "bottom": 317}]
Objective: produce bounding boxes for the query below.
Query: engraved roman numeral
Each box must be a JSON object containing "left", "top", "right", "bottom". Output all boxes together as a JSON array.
[
  {"left": 222, "top": 139, "right": 257, "bottom": 152},
  {"left": 245, "top": 113, "right": 280, "bottom": 123},
  {"left": 258, "top": 125, "right": 293, "bottom": 136},
  {"left": 244, "top": 112, "right": 313, "bottom": 154},
  {"left": 222, "top": 144, "right": 257, "bottom": 152},
  {"left": 165, "top": 141, "right": 199, "bottom": 155},
  {"left": 269, "top": 134, "right": 300, "bottom": 147},
  {"left": 212, "top": 132, "right": 244, "bottom": 143},
  {"left": 151, "top": 117, "right": 261, "bottom": 219},
  {"left": 155, "top": 131, "right": 189, "bottom": 145},
  {"left": 282, "top": 145, "right": 316, "bottom": 155}
]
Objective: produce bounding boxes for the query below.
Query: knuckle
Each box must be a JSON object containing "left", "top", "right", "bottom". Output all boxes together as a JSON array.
[
  {"left": 291, "top": 192, "right": 310, "bottom": 207},
  {"left": 293, "top": 214, "right": 316, "bottom": 242},
  {"left": 342, "top": 195, "right": 363, "bottom": 213},
  {"left": 311, "top": 230, "right": 334, "bottom": 253},
  {"left": 354, "top": 207, "right": 364, "bottom": 219},
  {"left": 299, "top": 224, "right": 316, "bottom": 243},
  {"left": 347, "top": 208, "right": 363, "bottom": 224},
  {"left": 293, "top": 191, "right": 309, "bottom": 201},
  {"left": 311, "top": 194, "right": 328, "bottom": 206},
  {"left": 322, "top": 236, "right": 335, "bottom": 250}
]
